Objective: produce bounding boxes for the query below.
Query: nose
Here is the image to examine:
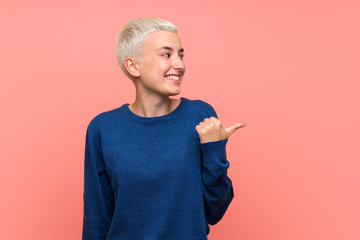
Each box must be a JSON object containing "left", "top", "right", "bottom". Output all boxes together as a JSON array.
[{"left": 172, "top": 56, "right": 185, "bottom": 70}]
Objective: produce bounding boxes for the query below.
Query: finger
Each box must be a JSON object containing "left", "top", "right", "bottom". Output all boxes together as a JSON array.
[
  {"left": 199, "top": 122, "right": 208, "bottom": 128},
  {"left": 225, "top": 122, "right": 246, "bottom": 136},
  {"left": 204, "top": 118, "right": 211, "bottom": 123},
  {"left": 195, "top": 125, "right": 202, "bottom": 133},
  {"left": 210, "top": 116, "right": 222, "bottom": 126}
]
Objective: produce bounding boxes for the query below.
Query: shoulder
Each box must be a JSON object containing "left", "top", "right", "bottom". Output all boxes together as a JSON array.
[
  {"left": 86, "top": 106, "right": 124, "bottom": 133},
  {"left": 183, "top": 97, "right": 218, "bottom": 118}
]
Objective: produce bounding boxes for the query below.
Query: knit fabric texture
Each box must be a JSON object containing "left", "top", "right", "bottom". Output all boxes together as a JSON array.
[{"left": 82, "top": 97, "right": 234, "bottom": 240}]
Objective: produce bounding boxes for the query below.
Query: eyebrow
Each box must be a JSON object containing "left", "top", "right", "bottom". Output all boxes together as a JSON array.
[{"left": 156, "top": 46, "right": 184, "bottom": 53}]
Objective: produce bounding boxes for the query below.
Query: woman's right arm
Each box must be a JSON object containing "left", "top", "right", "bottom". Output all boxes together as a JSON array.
[{"left": 82, "top": 125, "right": 115, "bottom": 240}]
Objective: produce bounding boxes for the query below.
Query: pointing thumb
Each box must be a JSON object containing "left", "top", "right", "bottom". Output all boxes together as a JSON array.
[{"left": 225, "top": 122, "right": 246, "bottom": 137}]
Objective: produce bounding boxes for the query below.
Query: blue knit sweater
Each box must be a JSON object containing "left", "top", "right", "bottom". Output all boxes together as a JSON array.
[{"left": 82, "top": 97, "right": 234, "bottom": 240}]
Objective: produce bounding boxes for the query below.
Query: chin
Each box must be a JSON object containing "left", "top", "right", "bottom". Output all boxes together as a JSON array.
[
  {"left": 166, "top": 87, "right": 181, "bottom": 96},
  {"left": 168, "top": 91, "right": 180, "bottom": 96}
]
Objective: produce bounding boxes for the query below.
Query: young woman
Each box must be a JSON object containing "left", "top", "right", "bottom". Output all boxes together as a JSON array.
[{"left": 82, "top": 17, "right": 245, "bottom": 240}]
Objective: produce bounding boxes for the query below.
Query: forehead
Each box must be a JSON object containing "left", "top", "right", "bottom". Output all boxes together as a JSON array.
[{"left": 140, "top": 30, "right": 182, "bottom": 50}]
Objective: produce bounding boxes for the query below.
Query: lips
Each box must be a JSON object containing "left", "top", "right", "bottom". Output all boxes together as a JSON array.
[{"left": 165, "top": 74, "right": 180, "bottom": 81}]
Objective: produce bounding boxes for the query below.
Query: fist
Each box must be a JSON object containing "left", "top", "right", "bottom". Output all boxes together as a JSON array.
[{"left": 195, "top": 117, "right": 245, "bottom": 143}]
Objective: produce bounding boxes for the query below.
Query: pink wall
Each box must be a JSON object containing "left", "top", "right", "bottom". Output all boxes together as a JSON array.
[{"left": 1, "top": 0, "right": 359, "bottom": 239}]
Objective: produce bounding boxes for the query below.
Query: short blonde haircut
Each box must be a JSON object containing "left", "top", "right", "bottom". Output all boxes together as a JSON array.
[{"left": 116, "top": 17, "right": 178, "bottom": 80}]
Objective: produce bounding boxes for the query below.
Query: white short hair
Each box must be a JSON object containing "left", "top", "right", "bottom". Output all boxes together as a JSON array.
[{"left": 116, "top": 17, "right": 178, "bottom": 80}]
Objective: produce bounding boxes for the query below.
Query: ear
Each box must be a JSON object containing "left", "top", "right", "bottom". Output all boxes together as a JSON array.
[{"left": 124, "top": 57, "right": 140, "bottom": 78}]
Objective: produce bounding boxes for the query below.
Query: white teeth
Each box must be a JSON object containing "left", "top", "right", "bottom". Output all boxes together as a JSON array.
[{"left": 166, "top": 75, "right": 180, "bottom": 80}]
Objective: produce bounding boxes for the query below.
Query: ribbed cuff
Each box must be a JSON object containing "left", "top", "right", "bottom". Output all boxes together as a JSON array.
[{"left": 200, "top": 139, "right": 228, "bottom": 165}]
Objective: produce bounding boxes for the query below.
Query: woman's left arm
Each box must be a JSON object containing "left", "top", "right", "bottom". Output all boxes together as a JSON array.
[
  {"left": 200, "top": 138, "right": 234, "bottom": 225},
  {"left": 195, "top": 106, "right": 245, "bottom": 225}
]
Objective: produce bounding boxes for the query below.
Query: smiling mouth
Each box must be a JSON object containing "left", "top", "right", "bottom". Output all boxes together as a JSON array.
[{"left": 165, "top": 74, "right": 181, "bottom": 81}]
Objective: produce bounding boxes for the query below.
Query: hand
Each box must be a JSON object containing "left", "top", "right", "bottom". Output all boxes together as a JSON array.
[{"left": 195, "top": 117, "right": 246, "bottom": 143}]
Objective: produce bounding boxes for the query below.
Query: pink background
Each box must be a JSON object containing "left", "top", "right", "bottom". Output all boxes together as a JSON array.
[{"left": 1, "top": 0, "right": 359, "bottom": 239}]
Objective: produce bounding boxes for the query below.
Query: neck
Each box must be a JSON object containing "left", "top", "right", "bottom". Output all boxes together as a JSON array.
[{"left": 129, "top": 92, "right": 178, "bottom": 118}]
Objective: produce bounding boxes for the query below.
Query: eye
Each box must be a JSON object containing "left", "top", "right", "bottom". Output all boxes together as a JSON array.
[
  {"left": 179, "top": 54, "right": 185, "bottom": 60},
  {"left": 162, "top": 53, "right": 170, "bottom": 58}
]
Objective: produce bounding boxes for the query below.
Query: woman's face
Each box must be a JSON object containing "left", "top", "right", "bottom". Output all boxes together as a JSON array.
[{"left": 136, "top": 30, "right": 186, "bottom": 97}]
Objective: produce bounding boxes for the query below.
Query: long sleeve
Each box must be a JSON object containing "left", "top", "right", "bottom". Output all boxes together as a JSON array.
[
  {"left": 201, "top": 139, "right": 234, "bottom": 225},
  {"left": 82, "top": 126, "right": 115, "bottom": 240},
  {"left": 80, "top": 97, "right": 234, "bottom": 239},
  {"left": 200, "top": 103, "right": 234, "bottom": 226}
]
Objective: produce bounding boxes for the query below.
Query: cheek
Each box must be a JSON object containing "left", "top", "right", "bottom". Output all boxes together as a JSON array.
[
  {"left": 159, "top": 62, "right": 171, "bottom": 74},
  {"left": 141, "top": 60, "right": 157, "bottom": 75}
]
